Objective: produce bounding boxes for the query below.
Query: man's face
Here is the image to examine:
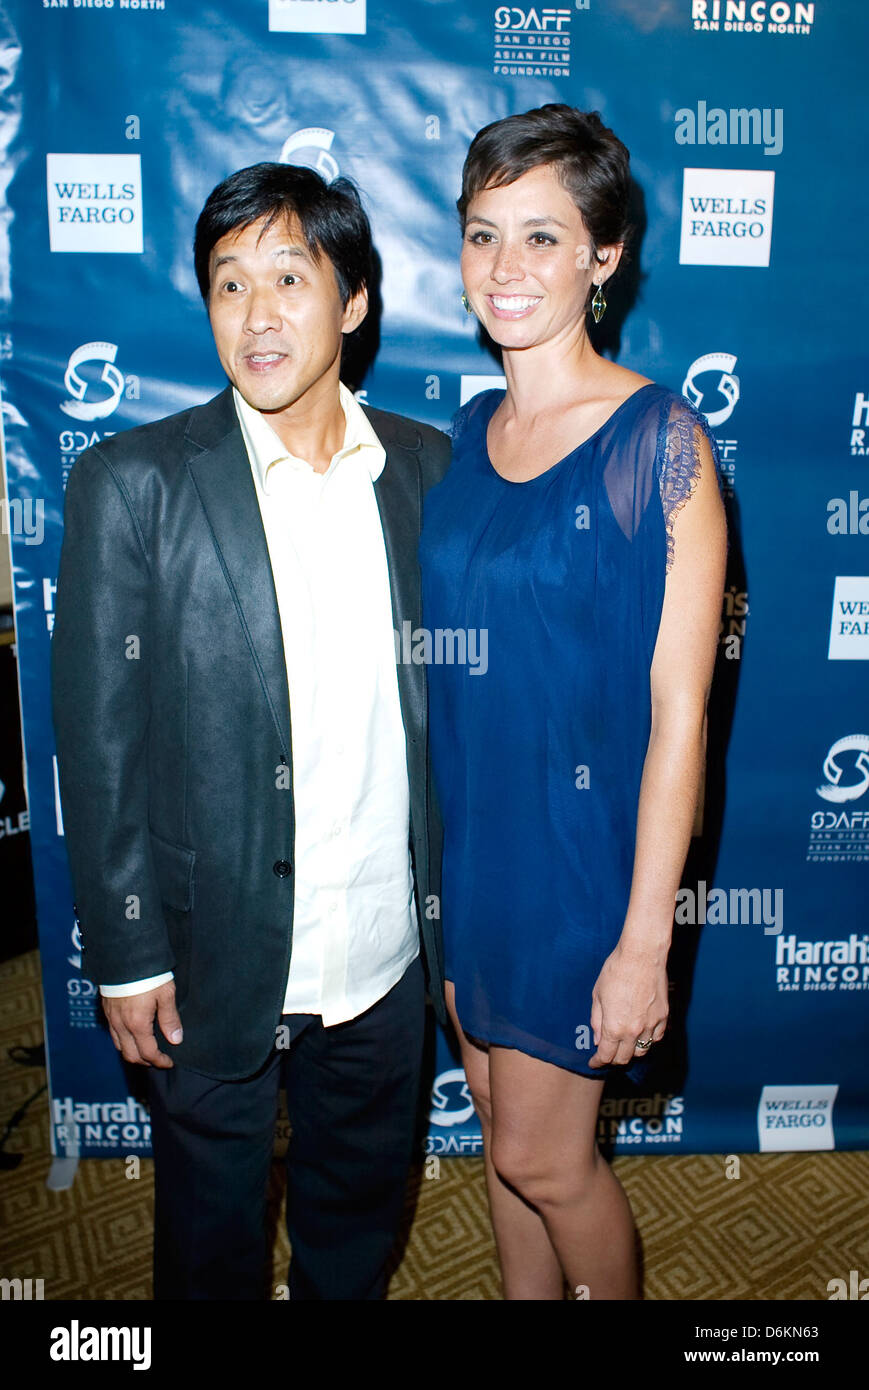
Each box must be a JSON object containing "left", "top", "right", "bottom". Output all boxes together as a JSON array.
[{"left": 207, "top": 212, "right": 366, "bottom": 418}]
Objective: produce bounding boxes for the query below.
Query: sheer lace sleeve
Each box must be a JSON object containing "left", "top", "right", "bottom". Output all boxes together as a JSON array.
[
  {"left": 448, "top": 389, "right": 500, "bottom": 442},
  {"left": 659, "top": 396, "right": 726, "bottom": 572}
]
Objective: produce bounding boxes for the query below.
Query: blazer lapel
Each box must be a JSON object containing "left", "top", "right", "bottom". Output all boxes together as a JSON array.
[
  {"left": 180, "top": 389, "right": 426, "bottom": 761},
  {"left": 184, "top": 388, "right": 292, "bottom": 758},
  {"left": 368, "top": 411, "right": 426, "bottom": 743}
]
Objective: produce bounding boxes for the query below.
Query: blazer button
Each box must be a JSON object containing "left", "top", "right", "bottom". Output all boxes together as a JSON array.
[{"left": 273, "top": 860, "right": 292, "bottom": 878}]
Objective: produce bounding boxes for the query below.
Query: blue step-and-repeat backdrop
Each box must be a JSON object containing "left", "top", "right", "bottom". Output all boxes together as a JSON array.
[{"left": 0, "top": 0, "right": 867, "bottom": 1160}]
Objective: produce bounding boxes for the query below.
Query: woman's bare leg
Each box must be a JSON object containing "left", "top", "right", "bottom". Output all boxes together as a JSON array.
[
  {"left": 445, "top": 981, "right": 563, "bottom": 1299},
  {"left": 487, "top": 1044, "right": 640, "bottom": 1299}
]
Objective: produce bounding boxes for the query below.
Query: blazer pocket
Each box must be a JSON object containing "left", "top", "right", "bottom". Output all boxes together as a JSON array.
[{"left": 148, "top": 829, "right": 195, "bottom": 912}]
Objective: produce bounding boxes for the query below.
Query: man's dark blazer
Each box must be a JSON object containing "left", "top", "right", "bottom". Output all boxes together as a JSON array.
[{"left": 51, "top": 385, "right": 451, "bottom": 1080}]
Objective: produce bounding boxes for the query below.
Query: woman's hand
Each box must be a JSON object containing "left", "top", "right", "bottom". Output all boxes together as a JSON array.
[{"left": 588, "top": 942, "right": 669, "bottom": 1068}]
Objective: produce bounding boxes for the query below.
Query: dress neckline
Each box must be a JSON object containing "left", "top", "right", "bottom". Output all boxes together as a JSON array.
[{"left": 483, "top": 381, "right": 658, "bottom": 486}]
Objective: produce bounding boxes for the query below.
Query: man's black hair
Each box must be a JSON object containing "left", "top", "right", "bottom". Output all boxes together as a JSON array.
[{"left": 193, "top": 162, "right": 372, "bottom": 305}]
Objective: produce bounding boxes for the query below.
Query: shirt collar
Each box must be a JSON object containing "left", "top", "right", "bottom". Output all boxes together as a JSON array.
[{"left": 232, "top": 382, "right": 385, "bottom": 494}]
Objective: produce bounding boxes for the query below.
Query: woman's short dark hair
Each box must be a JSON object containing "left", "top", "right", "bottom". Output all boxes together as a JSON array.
[
  {"left": 457, "top": 104, "right": 633, "bottom": 291},
  {"left": 193, "top": 162, "right": 372, "bottom": 305}
]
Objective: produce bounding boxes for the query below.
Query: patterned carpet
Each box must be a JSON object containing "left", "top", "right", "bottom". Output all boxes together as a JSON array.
[{"left": 1, "top": 949, "right": 866, "bottom": 1301}]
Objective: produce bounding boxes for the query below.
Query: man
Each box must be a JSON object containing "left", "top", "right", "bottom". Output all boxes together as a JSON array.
[{"left": 51, "top": 163, "right": 450, "bottom": 1300}]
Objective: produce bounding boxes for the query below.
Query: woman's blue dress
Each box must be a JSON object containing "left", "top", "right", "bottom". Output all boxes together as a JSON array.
[{"left": 418, "top": 382, "right": 722, "bottom": 1083}]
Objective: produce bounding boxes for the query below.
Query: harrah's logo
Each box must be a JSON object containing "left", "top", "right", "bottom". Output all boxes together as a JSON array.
[{"left": 851, "top": 392, "right": 869, "bottom": 456}]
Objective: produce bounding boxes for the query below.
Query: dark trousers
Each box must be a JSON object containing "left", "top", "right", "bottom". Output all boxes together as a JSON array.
[{"left": 147, "top": 954, "right": 425, "bottom": 1300}]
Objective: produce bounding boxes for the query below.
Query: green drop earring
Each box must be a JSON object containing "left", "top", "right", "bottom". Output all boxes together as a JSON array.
[
  {"left": 591, "top": 279, "right": 607, "bottom": 323},
  {"left": 461, "top": 291, "right": 473, "bottom": 314}
]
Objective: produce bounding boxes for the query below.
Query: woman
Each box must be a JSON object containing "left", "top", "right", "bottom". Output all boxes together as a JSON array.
[{"left": 419, "top": 104, "right": 727, "bottom": 1300}]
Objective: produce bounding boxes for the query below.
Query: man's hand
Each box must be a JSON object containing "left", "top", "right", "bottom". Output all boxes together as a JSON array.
[{"left": 102, "top": 981, "right": 183, "bottom": 1068}]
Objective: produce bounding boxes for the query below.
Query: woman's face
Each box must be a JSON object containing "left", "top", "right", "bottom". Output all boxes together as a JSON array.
[{"left": 460, "top": 163, "right": 607, "bottom": 351}]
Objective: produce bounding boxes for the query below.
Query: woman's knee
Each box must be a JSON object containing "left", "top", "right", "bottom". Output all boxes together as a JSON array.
[{"left": 490, "top": 1129, "right": 597, "bottom": 1208}]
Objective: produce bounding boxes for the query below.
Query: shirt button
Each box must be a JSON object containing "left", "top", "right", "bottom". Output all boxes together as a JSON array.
[
  {"left": 329, "top": 902, "right": 338, "bottom": 915},
  {"left": 273, "top": 860, "right": 292, "bottom": 878}
]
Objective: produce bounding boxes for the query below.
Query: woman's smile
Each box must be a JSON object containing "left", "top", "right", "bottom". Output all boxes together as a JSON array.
[{"left": 487, "top": 294, "right": 543, "bottom": 318}]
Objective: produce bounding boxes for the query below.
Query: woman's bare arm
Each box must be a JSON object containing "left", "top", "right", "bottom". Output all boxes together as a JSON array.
[{"left": 589, "top": 429, "right": 727, "bottom": 1067}]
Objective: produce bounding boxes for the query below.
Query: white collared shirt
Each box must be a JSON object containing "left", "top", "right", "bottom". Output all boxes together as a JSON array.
[{"left": 101, "top": 382, "right": 419, "bottom": 1025}]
